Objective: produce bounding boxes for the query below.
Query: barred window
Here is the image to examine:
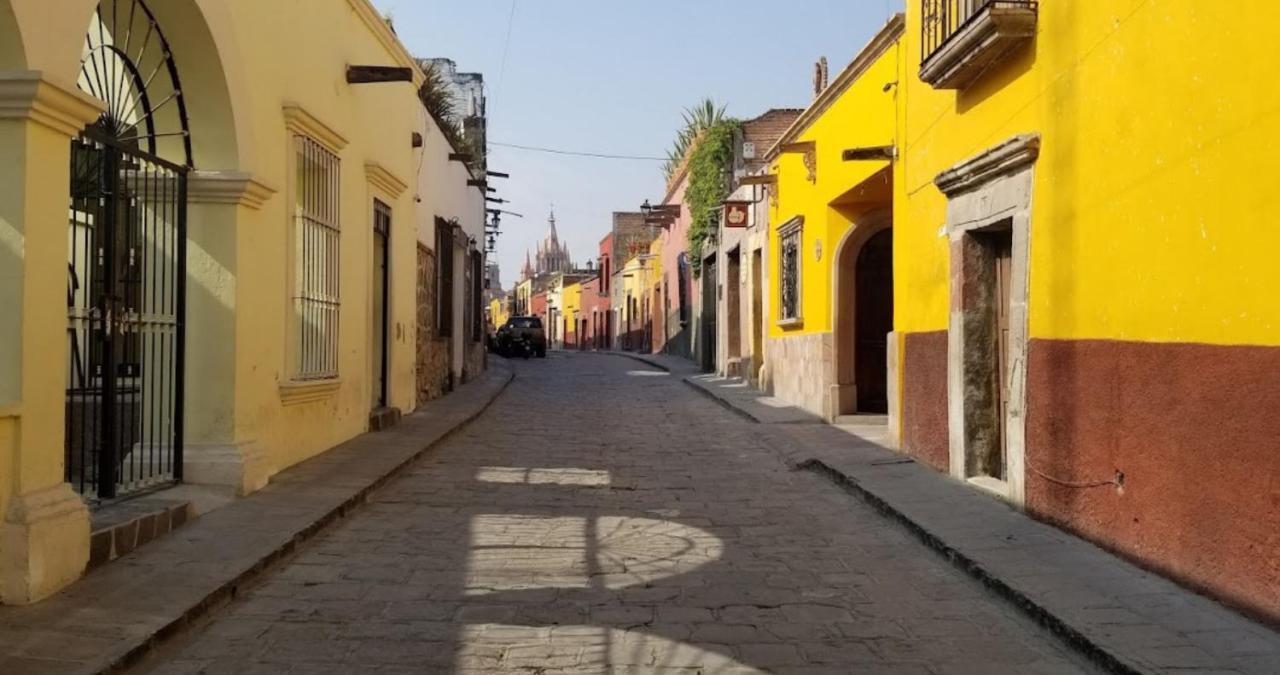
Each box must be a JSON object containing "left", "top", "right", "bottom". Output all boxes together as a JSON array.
[
  {"left": 435, "top": 218, "right": 455, "bottom": 337},
  {"left": 778, "top": 218, "right": 802, "bottom": 321},
  {"left": 463, "top": 248, "right": 474, "bottom": 343},
  {"left": 293, "top": 135, "right": 341, "bottom": 379},
  {"left": 471, "top": 250, "right": 483, "bottom": 342}
]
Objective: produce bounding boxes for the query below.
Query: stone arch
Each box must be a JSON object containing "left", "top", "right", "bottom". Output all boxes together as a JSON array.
[
  {"left": 830, "top": 208, "right": 892, "bottom": 416},
  {"left": 141, "top": 0, "right": 250, "bottom": 170},
  {"left": 13, "top": 0, "right": 252, "bottom": 171},
  {"left": 0, "top": 2, "right": 26, "bottom": 70}
]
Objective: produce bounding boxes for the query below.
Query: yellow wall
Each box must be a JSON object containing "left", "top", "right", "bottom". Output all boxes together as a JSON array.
[
  {"left": 1, "top": 0, "right": 429, "bottom": 485},
  {"left": 563, "top": 282, "right": 582, "bottom": 341},
  {"left": 768, "top": 44, "right": 899, "bottom": 338},
  {"left": 896, "top": 1, "right": 1280, "bottom": 346},
  {"left": 490, "top": 296, "right": 510, "bottom": 331},
  {"left": 620, "top": 256, "right": 655, "bottom": 325},
  {"left": 221, "top": 0, "right": 423, "bottom": 471}
]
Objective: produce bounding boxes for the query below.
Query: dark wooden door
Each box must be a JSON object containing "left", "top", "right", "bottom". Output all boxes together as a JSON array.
[
  {"left": 727, "top": 250, "right": 741, "bottom": 359},
  {"left": 701, "top": 259, "right": 717, "bottom": 372},
  {"left": 994, "top": 234, "right": 1013, "bottom": 478},
  {"left": 855, "top": 229, "right": 893, "bottom": 413},
  {"left": 372, "top": 202, "right": 391, "bottom": 409},
  {"left": 751, "top": 249, "right": 763, "bottom": 379}
]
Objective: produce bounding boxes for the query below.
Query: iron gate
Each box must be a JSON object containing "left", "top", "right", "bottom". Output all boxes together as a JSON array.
[{"left": 66, "top": 126, "right": 187, "bottom": 501}]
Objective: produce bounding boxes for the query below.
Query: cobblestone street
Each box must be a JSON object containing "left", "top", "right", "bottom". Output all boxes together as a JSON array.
[{"left": 138, "top": 354, "right": 1097, "bottom": 674}]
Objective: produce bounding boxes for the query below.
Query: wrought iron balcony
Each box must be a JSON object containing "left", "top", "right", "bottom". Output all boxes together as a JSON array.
[{"left": 920, "top": 0, "right": 1037, "bottom": 90}]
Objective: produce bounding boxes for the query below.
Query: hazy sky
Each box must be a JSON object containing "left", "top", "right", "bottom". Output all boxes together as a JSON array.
[{"left": 371, "top": 0, "right": 901, "bottom": 287}]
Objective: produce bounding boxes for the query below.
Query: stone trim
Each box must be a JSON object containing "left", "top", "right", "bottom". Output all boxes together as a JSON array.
[
  {"left": 279, "top": 378, "right": 342, "bottom": 406},
  {"left": 886, "top": 330, "right": 901, "bottom": 448},
  {"left": 766, "top": 14, "right": 906, "bottom": 160},
  {"left": 919, "top": 2, "right": 1037, "bottom": 90},
  {"left": 184, "top": 442, "right": 271, "bottom": 496},
  {"left": 941, "top": 135, "right": 1036, "bottom": 506},
  {"left": 777, "top": 216, "right": 804, "bottom": 324},
  {"left": 0, "top": 71, "right": 104, "bottom": 137},
  {"left": 188, "top": 171, "right": 278, "bottom": 209},
  {"left": 344, "top": 0, "right": 423, "bottom": 76},
  {"left": 364, "top": 161, "right": 409, "bottom": 198},
  {"left": 283, "top": 103, "right": 348, "bottom": 153},
  {"left": 935, "top": 133, "right": 1040, "bottom": 198},
  {"left": 0, "top": 483, "right": 90, "bottom": 604}
]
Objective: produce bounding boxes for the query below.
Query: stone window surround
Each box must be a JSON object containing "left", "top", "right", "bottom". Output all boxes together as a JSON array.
[
  {"left": 935, "top": 133, "right": 1039, "bottom": 506},
  {"left": 777, "top": 216, "right": 804, "bottom": 326},
  {"left": 280, "top": 104, "right": 348, "bottom": 401}
]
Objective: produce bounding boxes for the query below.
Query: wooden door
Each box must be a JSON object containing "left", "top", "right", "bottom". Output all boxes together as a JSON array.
[
  {"left": 372, "top": 202, "right": 391, "bottom": 409},
  {"left": 751, "top": 249, "right": 763, "bottom": 379},
  {"left": 855, "top": 230, "right": 893, "bottom": 413},
  {"left": 727, "top": 250, "right": 741, "bottom": 359},
  {"left": 994, "top": 234, "right": 1013, "bottom": 478}
]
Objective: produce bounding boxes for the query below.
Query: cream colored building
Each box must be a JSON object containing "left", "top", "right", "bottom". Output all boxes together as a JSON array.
[{"left": 0, "top": 0, "right": 474, "bottom": 603}]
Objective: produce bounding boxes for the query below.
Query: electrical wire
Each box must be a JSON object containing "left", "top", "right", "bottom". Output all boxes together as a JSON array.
[
  {"left": 1027, "top": 463, "right": 1123, "bottom": 490},
  {"left": 493, "top": 0, "right": 518, "bottom": 110},
  {"left": 490, "top": 141, "right": 667, "bottom": 161}
]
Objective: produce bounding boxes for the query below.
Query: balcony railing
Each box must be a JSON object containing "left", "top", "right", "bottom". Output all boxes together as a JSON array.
[{"left": 920, "top": 0, "right": 1038, "bottom": 89}]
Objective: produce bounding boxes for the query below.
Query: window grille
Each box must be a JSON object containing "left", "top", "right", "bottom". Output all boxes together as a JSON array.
[
  {"left": 436, "top": 218, "right": 455, "bottom": 337},
  {"left": 921, "top": 0, "right": 1038, "bottom": 63},
  {"left": 471, "top": 251, "right": 484, "bottom": 342},
  {"left": 779, "top": 220, "right": 802, "bottom": 321},
  {"left": 293, "top": 135, "right": 341, "bottom": 380}
]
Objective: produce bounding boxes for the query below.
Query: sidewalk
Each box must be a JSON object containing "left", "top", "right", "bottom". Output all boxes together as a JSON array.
[
  {"left": 614, "top": 349, "right": 1280, "bottom": 674},
  {"left": 0, "top": 361, "right": 514, "bottom": 675}
]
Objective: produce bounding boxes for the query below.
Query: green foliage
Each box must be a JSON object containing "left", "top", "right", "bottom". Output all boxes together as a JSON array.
[
  {"left": 417, "top": 62, "right": 467, "bottom": 154},
  {"left": 684, "top": 119, "right": 740, "bottom": 273},
  {"left": 663, "top": 98, "right": 728, "bottom": 181}
]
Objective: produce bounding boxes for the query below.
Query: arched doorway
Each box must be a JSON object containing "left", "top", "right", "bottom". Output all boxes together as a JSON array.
[
  {"left": 832, "top": 212, "right": 893, "bottom": 418},
  {"left": 854, "top": 229, "right": 893, "bottom": 413},
  {"left": 66, "top": 0, "right": 193, "bottom": 499}
]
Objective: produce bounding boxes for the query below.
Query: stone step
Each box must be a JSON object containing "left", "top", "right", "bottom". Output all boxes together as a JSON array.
[
  {"left": 834, "top": 414, "right": 889, "bottom": 426},
  {"left": 88, "top": 497, "right": 193, "bottom": 571}
]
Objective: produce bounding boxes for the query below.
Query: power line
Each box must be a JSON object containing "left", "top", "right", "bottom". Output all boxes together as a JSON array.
[
  {"left": 490, "top": 141, "right": 667, "bottom": 162},
  {"left": 493, "top": 0, "right": 518, "bottom": 108}
]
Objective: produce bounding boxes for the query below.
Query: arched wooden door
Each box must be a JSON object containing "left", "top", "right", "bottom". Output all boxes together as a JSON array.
[{"left": 855, "top": 229, "right": 893, "bottom": 413}]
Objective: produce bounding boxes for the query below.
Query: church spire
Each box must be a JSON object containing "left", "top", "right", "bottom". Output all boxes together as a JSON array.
[{"left": 547, "top": 206, "right": 558, "bottom": 242}]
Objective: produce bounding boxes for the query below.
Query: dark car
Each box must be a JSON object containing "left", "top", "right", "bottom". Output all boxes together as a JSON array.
[{"left": 495, "top": 316, "right": 547, "bottom": 358}]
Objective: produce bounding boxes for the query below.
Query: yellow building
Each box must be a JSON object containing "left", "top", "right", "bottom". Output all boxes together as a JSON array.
[
  {"left": 562, "top": 280, "right": 582, "bottom": 349},
  {"left": 513, "top": 277, "right": 533, "bottom": 317},
  {"left": 618, "top": 252, "right": 658, "bottom": 352},
  {"left": 0, "top": 0, "right": 468, "bottom": 602},
  {"left": 893, "top": 1, "right": 1280, "bottom": 621},
  {"left": 765, "top": 18, "right": 903, "bottom": 420},
  {"left": 489, "top": 295, "right": 510, "bottom": 334}
]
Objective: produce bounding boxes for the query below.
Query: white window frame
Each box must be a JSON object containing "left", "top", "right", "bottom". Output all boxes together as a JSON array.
[
  {"left": 777, "top": 216, "right": 803, "bottom": 325},
  {"left": 289, "top": 133, "right": 342, "bottom": 382}
]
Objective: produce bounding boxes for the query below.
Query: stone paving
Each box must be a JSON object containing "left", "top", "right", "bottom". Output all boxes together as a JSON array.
[{"left": 134, "top": 353, "right": 1099, "bottom": 674}]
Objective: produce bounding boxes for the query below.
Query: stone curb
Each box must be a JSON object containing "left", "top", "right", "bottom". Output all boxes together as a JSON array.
[
  {"left": 796, "top": 458, "right": 1138, "bottom": 675},
  {"left": 600, "top": 350, "right": 681, "bottom": 374},
  {"left": 0, "top": 362, "right": 515, "bottom": 675},
  {"left": 681, "top": 374, "right": 824, "bottom": 425},
  {"left": 675, "top": 370, "right": 1279, "bottom": 674}
]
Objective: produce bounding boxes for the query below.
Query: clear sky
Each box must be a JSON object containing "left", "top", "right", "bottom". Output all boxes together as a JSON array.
[{"left": 371, "top": 0, "right": 902, "bottom": 287}]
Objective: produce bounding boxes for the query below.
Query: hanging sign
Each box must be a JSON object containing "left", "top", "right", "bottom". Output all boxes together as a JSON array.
[{"left": 723, "top": 201, "right": 751, "bottom": 228}]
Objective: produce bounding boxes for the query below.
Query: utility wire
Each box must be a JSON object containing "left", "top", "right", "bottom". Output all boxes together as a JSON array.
[
  {"left": 492, "top": 0, "right": 518, "bottom": 110},
  {"left": 490, "top": 141, "right": 667, "bottom": 162}
]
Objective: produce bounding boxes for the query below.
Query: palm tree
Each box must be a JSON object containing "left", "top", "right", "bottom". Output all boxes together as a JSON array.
[
  {"left": 416, "top": 60, "right": 463, "bottom": 149},
  {"left": 664, "top": 98, "right": 728, "bottom": 180}
]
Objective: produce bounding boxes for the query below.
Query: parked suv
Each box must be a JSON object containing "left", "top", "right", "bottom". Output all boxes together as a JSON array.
[{"left": 495, "top": 316, "right": 547, "bottom": 358}]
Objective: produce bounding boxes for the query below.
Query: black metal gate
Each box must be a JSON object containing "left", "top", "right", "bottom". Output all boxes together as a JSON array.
[{"left": 66, "top": 126, "right": 187, "bottom": 500}]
